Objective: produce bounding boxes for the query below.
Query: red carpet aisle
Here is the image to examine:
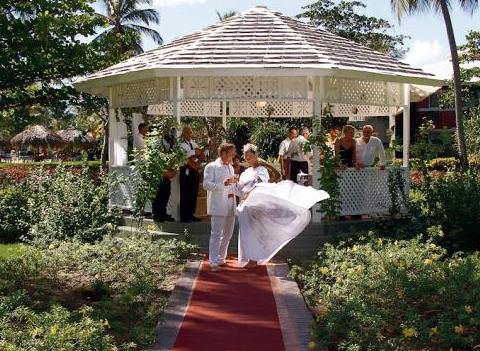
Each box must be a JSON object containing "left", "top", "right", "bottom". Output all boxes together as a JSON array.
[{"left": 172, "top": 258, "right": 286, "bottom": 351}]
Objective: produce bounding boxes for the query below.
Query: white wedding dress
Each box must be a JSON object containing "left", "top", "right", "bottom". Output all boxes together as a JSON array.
[{"left": 236, "top": 166, "right": 329, "bottom": 267}]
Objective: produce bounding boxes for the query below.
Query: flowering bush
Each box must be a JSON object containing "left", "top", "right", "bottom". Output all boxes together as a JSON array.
[
  {"left": 0, "top": 235, "right": 196, "bottom": 349},
  {"left": 291, "top": 237, "right": 480, "bottom": 351},
  {"left": 410, "top": 168, "right": 480, "bottom": 252},
  {"left": 0, "top": 184, "right": 31, "bottom": 242}
]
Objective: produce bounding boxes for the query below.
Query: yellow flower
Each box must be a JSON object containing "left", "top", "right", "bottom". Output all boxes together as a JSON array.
[
  {"left": 49, "top": 324, "right": 59, "bottom": 335},
  {"left": 454, "top": 324, "right": 465, "bottom": 335},
  {"left": 464, "top": 305, "right": 473, "bottom": 313},
  {"left": 319, "top": 267, "right": 329, "bottom": 275},
  {"left": 424, "top": 258, "right": 433, "bottom": 265},
  {"left": 429, "top": 327, "right": 439, "bottom": 336},
  {"left": 377, "top": 238, "right": 383, "bottom": 246},
  {"left": 352, "top": 245, "right": 359, "bottom": 252},
  {"left": 146, "top": 223, "right": 157, "bottom": 231},
  {"left": 308, "top": 341, "right": 318, "bottom": 349},
  {"left": 402, "top": 327, "right": 417, "bottom": 338}
]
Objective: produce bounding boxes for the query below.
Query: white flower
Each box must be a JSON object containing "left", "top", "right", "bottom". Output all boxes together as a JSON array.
[{"left": 243, "top": 143, "right": 258, "bottom": 155}]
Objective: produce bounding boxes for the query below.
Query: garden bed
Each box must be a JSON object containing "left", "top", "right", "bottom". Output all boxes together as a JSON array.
[
  {"left": 0, "top": 235, "right": 196, "bottom": 350},
  {"left": 290, "top": 237, "right": 480, "bottom": 351}
]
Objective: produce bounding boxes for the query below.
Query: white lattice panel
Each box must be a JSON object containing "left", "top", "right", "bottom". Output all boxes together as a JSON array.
[
  {"left": 110, "top": 166, "right": 179, "bottom": 218},
  {"left": 324, "top": 78, "right": 402, "bottom": 107},
  {"left": 336, "top": 167, "right": 408, "bottom": 216},
  {"left": 328, "top": 104, "right": 398, "bottom": 118},
  {"left": 182, "top": 100, "right": 221, "bottom": 116},
  {"left": 183, "top": 76, "right": 299, "bottom": 100},
  {"left": 147, "top": 102, "right": 173, "bottom": 116},
  {"left": 228, "top": 100, "right": 313, "bottom": 118},
  {"left": 111, "top": 78, "right": 170, "bottom": 108}
]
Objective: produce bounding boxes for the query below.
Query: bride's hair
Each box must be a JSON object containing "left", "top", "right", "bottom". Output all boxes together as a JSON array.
[{"left": 242, "top": 143, "right": 257, "bottom": 156}]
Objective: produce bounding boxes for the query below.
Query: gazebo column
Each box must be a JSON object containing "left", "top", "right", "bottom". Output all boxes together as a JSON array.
[
  {"left": 312, "top": 77, "right": 323, "bottom": 223},
  {"left": 108, "top": 87, "right": 117, "bottom": 166},
  {"left": 173, "top": 77, "right": 182, "bottom": 135},
  {"left": 402, "top": 84, "right": 411, "bottom": 168},
  {"left": 222, "top": 101, "right": 227, "bottom": 142}
]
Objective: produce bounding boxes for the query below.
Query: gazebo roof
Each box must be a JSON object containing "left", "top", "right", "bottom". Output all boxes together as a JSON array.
[{"left": 75, "top": 6, "right": 442, "bottom": 93}]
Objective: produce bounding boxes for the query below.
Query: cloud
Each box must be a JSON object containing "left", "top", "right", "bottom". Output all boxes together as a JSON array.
[
  {"left": 152, "top": 0, "right": 208, "bottom": 7},
  {"left": 403, "top": 40, "right": 453, "bottom": 79}
]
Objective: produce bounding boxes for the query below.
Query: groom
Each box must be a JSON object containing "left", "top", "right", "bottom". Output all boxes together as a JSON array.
[{"left": 203, "top": 143, "right": 237, "bottom": 271}]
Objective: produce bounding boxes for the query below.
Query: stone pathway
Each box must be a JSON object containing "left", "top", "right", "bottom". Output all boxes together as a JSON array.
[{"left": 148, "top": 258, "right": 315, "bottom": 351}]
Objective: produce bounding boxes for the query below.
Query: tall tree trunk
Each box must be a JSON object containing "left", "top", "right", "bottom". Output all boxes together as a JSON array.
[{"left": 440, "top": 0, "right": 468, "bottom": 169}]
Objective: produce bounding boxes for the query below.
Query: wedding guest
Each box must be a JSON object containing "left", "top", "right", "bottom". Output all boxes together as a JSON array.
[
  {"left": 326, "top": 125, "right": 341, "bottom": 154},
  {"left": 203, "top": 143, "right": 237, "bottom": 271},
  {"left": 356, "top": 125, "right": 386, "bottom": 170},
  {"left": 135, "top": 123, "right": 148, "bottom": 150},
  {"left": 335, "top": 125, "right": 357, "bottom": 169},
  {"left": 278, "top": 127, "right": 298, "bottom": 180},
  {"left": 152, "top": 136, "right": 176, "bottom": 222},
  {"left": 285, "top": 127, "right": 311, "bottom": 183},
  {"left": 179, "top": 126, "right": 204, "bottom": 222}
]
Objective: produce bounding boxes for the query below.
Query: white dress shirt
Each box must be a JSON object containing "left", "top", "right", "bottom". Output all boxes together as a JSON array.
[
  {"left": 285, "top": 135, "right": 311, "bottom": 162},
  {"left": 203, "top": 158, "right": 236, "bottom": 217},
  {"left": 134, "top": 134, "right": 146, "bottom": 150},
  {"left": 278, "top": 138, "right": 292, "bottom": 157},
  {"left": 179, "top": 139, "right": 199, "bottom": 164},
  {"left": 356, "top": 136, "right": 386, "bottom": 167}
]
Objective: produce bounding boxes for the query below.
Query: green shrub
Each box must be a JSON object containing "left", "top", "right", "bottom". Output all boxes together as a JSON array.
[
  {"left": 26, "top": 165, "right": 119, "bottom": 245},
  {"left": 410, "top": 168, "right": 480, "bottom": 252},
  {"left": 0, "top": 305, "right": 120, "bottom": 351},
  {"left": 0, "top": 235, "right": 196, "bottom": 349},
  {"left": 428, "top": 157, "right": 460, "bottom": 171},
  {"left": 250, "top": 119, "right": 289, "bottom": 159},
  {"left": 0, "top": 185, "right": 31, "bottom": 242},
  {"left": 291, "top": 237, "right": 480, "bottom": 351}
]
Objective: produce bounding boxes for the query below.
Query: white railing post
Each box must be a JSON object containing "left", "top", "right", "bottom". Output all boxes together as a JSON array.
[
  {"left": 312, "top": 77, "right": 323, "bottom": 223},
  {"left": 402, "top": 84, "right": 411, "bottom": 168},
  {"left": 173, "top": 77, "right": 182, "bottom": 136},
  {"left": 108, "top": 87, "right": 115, "bottom": 167}
]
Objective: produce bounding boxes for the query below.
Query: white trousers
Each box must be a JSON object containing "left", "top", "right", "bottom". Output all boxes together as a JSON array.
[{"left": 209, "top": 202, "right": 235, "bottom": 266}]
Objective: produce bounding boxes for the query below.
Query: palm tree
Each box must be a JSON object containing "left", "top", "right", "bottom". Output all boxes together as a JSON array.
[
  {"left": 216, "top": 10, "right": 238, "bottom": 21},
  {"left": 391, "top": 0, "right": 478, "bottom": 170},
  {"left": 95, "top": 0, "right": 163, "bottom": 54}
]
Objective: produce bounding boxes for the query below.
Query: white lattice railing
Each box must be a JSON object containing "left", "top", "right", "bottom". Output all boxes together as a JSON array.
[
  {"left": 110, "top": 165, "right": 407, "bottom": 219},
  {"left": 336, "top": 167, "right": 408, "bottom": 216},
  {"left": 109, "top": 166, "right": 180, "bottom": 218}
]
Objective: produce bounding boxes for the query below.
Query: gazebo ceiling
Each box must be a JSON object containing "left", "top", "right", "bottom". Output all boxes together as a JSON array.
[{"left": 74, "top": 5, "right": 443, "bottom": 95}]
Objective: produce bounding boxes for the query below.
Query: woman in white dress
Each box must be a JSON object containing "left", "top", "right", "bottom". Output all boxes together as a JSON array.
[{"left": 237, "top": 144, "right": 330, "bottom": 268}]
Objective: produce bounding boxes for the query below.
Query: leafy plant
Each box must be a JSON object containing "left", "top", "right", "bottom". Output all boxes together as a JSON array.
[
  {"left": 291, "top": 237, "right": 480, "bottom": 351},
  {"left": 0, "top": 184, "right": 31, "bottom": 242},
  {"left": 25, "top": 164, "right": 119, "bottom": 245},
  {"left": 132, "top": 127, "right": 186, "bottom": 217}
]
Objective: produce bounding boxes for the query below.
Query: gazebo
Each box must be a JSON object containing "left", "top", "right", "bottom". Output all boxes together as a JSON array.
[{"left": 74, "top": 6, "right": 443, "bottom": 222}]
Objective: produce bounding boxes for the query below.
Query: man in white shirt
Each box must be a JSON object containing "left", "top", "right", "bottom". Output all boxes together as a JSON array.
[
  {"left": 179, "top": 126, "right": 204, "bottom": 222},
  {"left": 203, "top": 143, "right": 237, "bottom": 271},
  {"left": 356, "top": 125, "right": 386, "bottom": 170},
  {"left": 285, "top": 127, "right": 311, "bottom": 183},
  {"left": 134, "top": 123, "right": 148, "bottom": 150},
  {"left": 278, "top": 127, "right": 297, "bottom": 180}
]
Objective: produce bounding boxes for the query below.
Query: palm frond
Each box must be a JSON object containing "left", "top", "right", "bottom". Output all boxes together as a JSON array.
[
  {"left": 123, "top": 8, "right": 160, "bottom": 25},
  {"left": 459, "top": 0, "right": 478, "bottom": 13},
  {"left": 126, "top": 24, "right": 163, "bottom": 44}
]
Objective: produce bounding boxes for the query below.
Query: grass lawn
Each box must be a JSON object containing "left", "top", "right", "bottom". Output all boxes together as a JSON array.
[{"left": 0, "top": 243, "right": 26, "bottom": 259}]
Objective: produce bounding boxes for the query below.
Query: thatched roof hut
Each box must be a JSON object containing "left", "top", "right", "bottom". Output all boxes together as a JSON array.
[
  {"left": 10, "top": 125, "right": 64, "bottom": 149},
  {"left": 58, "top": 128, "right": 95, "bottom": 148}
]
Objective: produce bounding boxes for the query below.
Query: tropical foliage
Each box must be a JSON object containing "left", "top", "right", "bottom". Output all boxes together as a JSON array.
[
  {"left": 297, "top": 0, "right": 408, "bottom": 58},
  {"left": 95, "top": 0, "right": 162, "bottom": 54},
  {"left": 0, "top": 235, "right": 195, "bottom": 349},
  {"left": 292, "top": 236, "right": 480, "bottom": 351}
]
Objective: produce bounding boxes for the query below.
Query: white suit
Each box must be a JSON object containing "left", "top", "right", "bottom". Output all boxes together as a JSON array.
[{"left": 203, "top": 158, "right": 236, "bottom": 266}]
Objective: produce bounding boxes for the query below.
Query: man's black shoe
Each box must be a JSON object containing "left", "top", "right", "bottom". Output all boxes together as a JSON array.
[
  {"left": 164, "top": 215, "right": 175, "bottom": 222},
  {"left": 190, "top": 216, "right": 201, "bottom": 222}
]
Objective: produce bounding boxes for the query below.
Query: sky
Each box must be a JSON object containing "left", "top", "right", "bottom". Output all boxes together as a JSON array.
[{"left": 99, "top": 0, "right": 480, "bottom": 79}]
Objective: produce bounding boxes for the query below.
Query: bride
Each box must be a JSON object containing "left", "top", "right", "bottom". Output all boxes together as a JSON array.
[{"left": 236, "top": 144, "right": 329, "bottom": 268}]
